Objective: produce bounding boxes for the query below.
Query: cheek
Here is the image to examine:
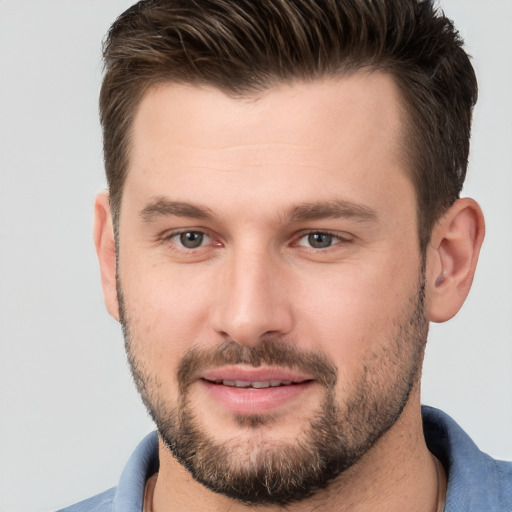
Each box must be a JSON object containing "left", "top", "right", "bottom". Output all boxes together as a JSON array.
[
  {"left": 293, "top": 257, "right": 419, "bottom": 377},
  {"left": 119, "top": 257, "right": 215, "bottom": 373}
]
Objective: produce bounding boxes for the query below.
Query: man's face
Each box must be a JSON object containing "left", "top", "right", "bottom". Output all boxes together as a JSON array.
[{"left": 115, "top": 74, "right": 428, "bottom": 504}]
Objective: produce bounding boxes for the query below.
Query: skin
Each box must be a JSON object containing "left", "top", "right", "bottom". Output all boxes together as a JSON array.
[{"left": 95, "top": 72, "right": 485, "bottom": 511}]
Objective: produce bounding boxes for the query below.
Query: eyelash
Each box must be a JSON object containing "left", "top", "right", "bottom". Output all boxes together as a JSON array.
[
  {"left": 294, "top": 230, "right": 353, "bottom": 250},
  {"left": 164, "top": 230, "right": 216, "bottom": 250},
  {"left": 161, "top": 229, "right": 353, "bottom": 252}
]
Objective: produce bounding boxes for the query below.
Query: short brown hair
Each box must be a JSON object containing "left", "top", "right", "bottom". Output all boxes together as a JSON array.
[{"left": 100, "top": 0, "right": 477, "bottom": 252}]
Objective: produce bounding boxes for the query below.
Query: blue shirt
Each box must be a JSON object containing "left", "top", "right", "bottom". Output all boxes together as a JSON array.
[{"left": 57, "top": 406, "right": 512, "bottom": 512}]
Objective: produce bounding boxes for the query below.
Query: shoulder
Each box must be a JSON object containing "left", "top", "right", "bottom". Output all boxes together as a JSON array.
[
  {"left": 494, "top": 457, "right": 512, "bottom": 506},
  {"left": 55, "top": 432, "right": 159, "bottom": 512},
  {"left": 55, "top": 487, "right": 116, "bottom": 512},
  {"left": 422, "top": 405, "right": 512, "bottom": 510}
]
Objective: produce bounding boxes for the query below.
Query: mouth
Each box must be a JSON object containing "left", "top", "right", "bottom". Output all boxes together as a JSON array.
[
  {"left": 202, "top": 378, "right": 310, "bottom": 388},
  {"left": 197, "top": 367, "right": 316, "bottom": 416}
]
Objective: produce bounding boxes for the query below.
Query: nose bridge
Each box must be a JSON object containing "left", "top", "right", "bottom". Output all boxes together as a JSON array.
[{"left": 212, "top": 241, "right": 293, "bottom": 345}]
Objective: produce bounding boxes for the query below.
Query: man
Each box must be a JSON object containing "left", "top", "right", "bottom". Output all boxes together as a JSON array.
[{"left": 59, "top": 0, "right": 511, "bottom": 511}]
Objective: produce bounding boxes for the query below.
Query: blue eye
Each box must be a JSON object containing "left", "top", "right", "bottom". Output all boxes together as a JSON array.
[
  {"left": 173, "top": 231, "right": 209, "bottom": 249},
  {"left": 306, "top": 233, "right": 334, "bottom": 249},
  {"left": 296, "top": 231, "right": 349, "bottom": 249}
]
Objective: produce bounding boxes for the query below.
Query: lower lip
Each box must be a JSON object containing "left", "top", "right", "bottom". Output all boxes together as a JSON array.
[{"left": 200, "top": 379, "right": 315, "bottom": 416}]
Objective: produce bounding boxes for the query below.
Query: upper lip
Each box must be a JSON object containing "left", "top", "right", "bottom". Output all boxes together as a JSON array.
[{"left": 199, "top": 366, "right": 314, "bottom": 384}]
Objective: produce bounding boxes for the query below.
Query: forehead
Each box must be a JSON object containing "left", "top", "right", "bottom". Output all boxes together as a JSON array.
[
  {"left": 130, "top": 72, "right": 406, "bottom": 159},
  {"left": 125, "top": 73, "right": 412, "bottom": 220}
]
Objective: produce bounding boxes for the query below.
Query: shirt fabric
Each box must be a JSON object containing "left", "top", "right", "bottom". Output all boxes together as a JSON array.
[{"left": 57, "top": 406, "right": 512, "bottom": 512}]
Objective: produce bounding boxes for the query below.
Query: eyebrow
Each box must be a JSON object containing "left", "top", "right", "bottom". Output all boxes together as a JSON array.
[
  {"left": 139, "top": 197, "right": 377, "bottom": 224},
  {"left": 288, "top": 200, "right": 378, "bottom": 223},
  {"left": 140, "top": 198, "right": 214, "bottom": 222}
]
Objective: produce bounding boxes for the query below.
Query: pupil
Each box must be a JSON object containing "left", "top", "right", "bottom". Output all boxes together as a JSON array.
[
  {"left": 180, "top": 232, "right": 203, "bottom": 248},
  {"left": 308, "top": 233, "right": 332, "bottom": 249}
]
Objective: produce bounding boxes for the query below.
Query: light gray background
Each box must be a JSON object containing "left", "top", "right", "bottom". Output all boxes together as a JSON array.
[{"left": 0, "top": 1, "right": 510, "bottom": 511}]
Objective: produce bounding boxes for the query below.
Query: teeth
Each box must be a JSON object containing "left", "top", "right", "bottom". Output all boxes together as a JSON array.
[
  {"left": 252, "top": 381, "right": 270, "bottom": 388},
  {"left": 219, "top": 379, "right": 296, "bottom": 388}
]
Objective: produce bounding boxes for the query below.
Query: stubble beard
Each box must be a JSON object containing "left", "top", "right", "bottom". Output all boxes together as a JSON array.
[{"left": 118, "top": 274, "right": 428, "bottom": 506}]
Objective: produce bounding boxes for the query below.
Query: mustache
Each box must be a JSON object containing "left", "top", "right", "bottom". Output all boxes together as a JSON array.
[{"left": 177, "top": 338, "right": 338, "bottom": 393}]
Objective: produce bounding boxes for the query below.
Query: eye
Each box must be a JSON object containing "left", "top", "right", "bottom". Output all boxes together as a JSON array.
[
  {"left": 170, "top": 231, "right": 211, "bottom": 249},
  {"left": 296, "top": 231, "right": 350, "bottom": 249}
]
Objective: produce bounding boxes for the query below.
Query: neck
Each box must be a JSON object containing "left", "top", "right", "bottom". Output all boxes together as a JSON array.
[{"left": 151, "top": 395, "right": 440, "bottom": 512}]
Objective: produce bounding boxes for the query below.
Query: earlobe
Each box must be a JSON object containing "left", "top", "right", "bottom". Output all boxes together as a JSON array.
[
  {"left": 427, "top": 198, "right": 485, "bottom": 323},
  {"left": 93, "top": 191, "right": 120, "bottom": 321}
]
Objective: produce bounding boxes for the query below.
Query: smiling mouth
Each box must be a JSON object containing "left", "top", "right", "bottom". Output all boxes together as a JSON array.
[
  {"left": 202, "top": 378, "right": 311, "bottom": 389},
  {"left": 199, "top": 374, "right": 316, "bottom": 415}
]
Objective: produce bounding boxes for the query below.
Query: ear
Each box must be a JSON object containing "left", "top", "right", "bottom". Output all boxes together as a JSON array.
[
  {"left": 427, "top": 198, "right": 485, "bottom": 323},
  {"left": 93, "top": 191, "right": 120, "bottom": 321}
]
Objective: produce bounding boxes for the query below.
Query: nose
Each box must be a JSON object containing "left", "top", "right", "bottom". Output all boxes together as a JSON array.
[{"left": 211, "top": 247, "right": 294, "bottom": 346}]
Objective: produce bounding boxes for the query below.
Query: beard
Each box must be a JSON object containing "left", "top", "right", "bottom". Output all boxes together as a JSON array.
[{"left": 118, "top": 273, "right": 428, "bottom": 506}]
